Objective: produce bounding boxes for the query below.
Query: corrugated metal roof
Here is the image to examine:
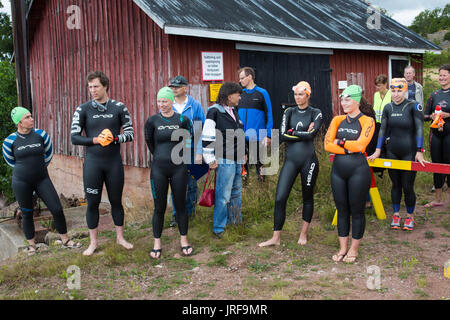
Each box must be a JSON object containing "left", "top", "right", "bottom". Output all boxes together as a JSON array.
[{"left": 133, "top": 0, "right": 441, "bottom": 53}]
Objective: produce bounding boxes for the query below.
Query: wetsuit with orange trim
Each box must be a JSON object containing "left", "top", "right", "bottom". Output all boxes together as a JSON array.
[
  {"left": 273, "top": 105, "right": 323, "bottom": 230},
  {"left": 324, "top": 113, "right": 375, "bottom": 239},
  {"left": 376, "top": 99, "right": 424, "bottom": 214}
]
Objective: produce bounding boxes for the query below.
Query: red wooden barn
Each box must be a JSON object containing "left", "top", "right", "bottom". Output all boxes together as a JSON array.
[{"left": 22, "top": 0, "right": 441, "bottom": 207}]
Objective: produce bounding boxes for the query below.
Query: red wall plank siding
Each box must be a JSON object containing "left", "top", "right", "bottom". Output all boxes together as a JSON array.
[
  {"left": 168, "top": 35, "right": 240, "bottom": 110},
  {"left": 28, "top": 0, "right": 169, "bottom": 168},
  {"left": 330, "top": 50, "right": 424, "bottom": 116},
  {"left": 330, "top": 50, "right": 389, "bottom": 115}
]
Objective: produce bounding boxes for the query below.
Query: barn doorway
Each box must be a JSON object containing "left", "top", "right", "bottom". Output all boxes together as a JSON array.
[{"left": 238, "top": 50, "right": 333, "bottom": 129}]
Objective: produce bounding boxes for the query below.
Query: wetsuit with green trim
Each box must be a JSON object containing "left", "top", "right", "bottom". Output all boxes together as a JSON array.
[
  {"left": 376, "top": 99, "right": 424, "bottom": 214},
  {"left": 70, "top": 99, "right": 134, "bottom": 229},
  {"left": 425, "top": 88, "right": 449, "bottom": 189},
  {"left": 324, "top": 113, "right": 375, "bottom": 239},
  {"left": 145, "top": 112, "right": 193, "bottom": 238},
  {"left": 2, "top": 129, "right": 67, "bottom": 240},
  {"left": 273, "top": 106, "right": 322, "bottom": 230}
]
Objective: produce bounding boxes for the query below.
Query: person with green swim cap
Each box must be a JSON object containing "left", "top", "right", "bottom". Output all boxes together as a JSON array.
[
  {"left": 145, "top": 86, "right": 194, "bottom": 259},
  {"left": 324, "top": 84, "right": 375, "bottom": 263},
  {"left": 3, "top": 107, "right": 81, "bottom": 255}
]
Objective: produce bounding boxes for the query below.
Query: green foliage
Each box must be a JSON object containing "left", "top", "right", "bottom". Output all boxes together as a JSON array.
[
  {"left": 409, "top": 4, "right": 450, "bottom": 36},
  {"left": 445, "top": 31, "right": 450, "bottom": 41},
  {"left": 423, "top": 49, "right": 450, "bottom": 68},
  {"left": 0, "top": 12, "right": 13, "bottom": 61},
  {"left": 0, "top": 60, "right": 17, "bottom": 202}
]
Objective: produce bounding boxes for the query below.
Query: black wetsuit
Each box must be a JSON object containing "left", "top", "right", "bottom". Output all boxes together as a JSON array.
[
  {"left": 2, "top": 129, "right": 67, "bottom": 240},
  {"left": 425, "top": 88, "right": 450, "bottom": 189},
  {"left": 273, "top": 106, "right": 322, "bottom": 230},
  {"left": 325, "top": 113, "right": 375, "bottom": 240},
  {"left": 145, "top": 112, "right": 193, "bottom": 238},
  {"left": 70, "top": 99, "right": 134, "bottom": 229},
  {"left": 377, "top": 99, "right": 424, "bottom": 214}
]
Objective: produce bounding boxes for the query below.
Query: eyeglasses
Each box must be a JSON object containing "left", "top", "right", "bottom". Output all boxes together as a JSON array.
[{"left": 390, "top": 84, "right": 405, "bottom": 90}]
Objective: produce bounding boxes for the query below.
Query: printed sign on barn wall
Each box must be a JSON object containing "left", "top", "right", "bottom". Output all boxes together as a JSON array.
[{"left": 201, "top": 52, "right": 224, "bottom": 82}]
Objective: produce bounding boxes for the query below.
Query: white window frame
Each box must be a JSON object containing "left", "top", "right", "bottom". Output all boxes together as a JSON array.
[{"left": 388, "top": 55, "right": 410, "bottom": 82}]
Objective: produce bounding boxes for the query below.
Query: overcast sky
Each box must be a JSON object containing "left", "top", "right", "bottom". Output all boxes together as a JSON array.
[
  {"left": 363, "top": 0, "right": 447, "bottom": 26},
  {"left": 0, "top": 0, "right": 447, "bottom": 27}
]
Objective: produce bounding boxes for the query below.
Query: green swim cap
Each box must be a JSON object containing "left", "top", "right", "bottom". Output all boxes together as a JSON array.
[
  {"left": 11, "top": 106, "right": 31, "bottom": 125},
  {"left": 157, "top": 87, "right": 174, "bottom": 102},
  {"left": 340, "top": 85, "right": 362, "bottom": 103}
]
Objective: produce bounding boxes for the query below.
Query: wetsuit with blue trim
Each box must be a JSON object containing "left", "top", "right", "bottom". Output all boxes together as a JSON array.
[
  {"left": 237, "top": 85, "right": 273, "bottom": 176},
  {"left": 70, "top": 99, "right": 134, "bottom": 229},
  {"left": 324, "top": 113, "right": 375, "bottom": 239},
  {"left": 273, "top": 105, "right": 322, "bottom": 230},
  {"left": 145, "top": 112, "right": 193, "bottom": 238},
  {"left": 2, "top": 129, "right": 67, "bottom": 240},
  {"left": 376, "top": 99, "right": 424, "bottom": 214},
  {"left": 425, "top": 88, "right": 450, "bottom": 189}
]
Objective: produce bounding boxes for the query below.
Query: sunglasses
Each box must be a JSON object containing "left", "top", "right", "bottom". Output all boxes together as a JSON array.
[{"left": 390, "top": 84, "right": 405, "bottom": 90}]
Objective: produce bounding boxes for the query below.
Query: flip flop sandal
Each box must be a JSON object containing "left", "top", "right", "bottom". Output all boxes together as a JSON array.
[
  {"left": 62, "top": 239, "right": 82, "bottom": 249},
  {"left": 424, "top": 202, "right": 444, "bottom": 208},
  {"left": 25, "top": 245, "right": 37, "bottom": 256},
  {"left": 149, "top": 249, "right": 162, "bottom": 260},
  {"left": 181, "top": 246, "right": 194, "bottom": 256},
  {"left": 332, "top": 252, "right": 347, "bottom": 262},
  {"left": 343, "top": 255, "right": 358, "bottom": 263}
]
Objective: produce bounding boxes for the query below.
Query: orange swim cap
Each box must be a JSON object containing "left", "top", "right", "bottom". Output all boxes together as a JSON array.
[
  {"left": 390, "top": 78, "right": 407, "bottom": 92},
  {"left": 292, "top": 81, "right": 311, "bottom": 96}
]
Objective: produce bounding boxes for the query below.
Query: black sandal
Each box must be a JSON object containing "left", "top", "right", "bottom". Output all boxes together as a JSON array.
[
  {"left": 181, "top": 246, "right": 193, "bottom": 256},
  {"left": 149, "top": 248, "right": 162, "bottom": 259},
  {"left": 61, "top": 239, "right": 82, "bottom": 249}
]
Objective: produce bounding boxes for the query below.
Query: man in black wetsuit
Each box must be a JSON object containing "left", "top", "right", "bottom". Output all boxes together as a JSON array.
[{"left": 70, "top": 71, "right": 134, "bottom": 256}]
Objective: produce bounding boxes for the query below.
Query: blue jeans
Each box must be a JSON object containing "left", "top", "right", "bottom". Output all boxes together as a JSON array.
[
  {"left": 213, "top": 158, "right": 243, "bottom": 234},
  {"left": 172, "top": 173, "right": 197, "bottom": 217}
]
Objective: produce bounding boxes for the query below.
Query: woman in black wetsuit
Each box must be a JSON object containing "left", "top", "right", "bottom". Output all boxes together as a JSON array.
[
  {"left": 259, "top": 81, "right": 322, "bottom": 247},
  {"left": 2, "top": 107, "right": 81, "bottom": 255},
  {"left": 368, "top": 78, "right": 426, "bottom": 232},
  {"left": 145, "top": 87, "right": 194, "bottom": 259},
  {"left": 424, "top": 64, "right": 450, "bottom": 207},
  {"left": 325, "top": 85, "right": 375, "bottom": 263}
]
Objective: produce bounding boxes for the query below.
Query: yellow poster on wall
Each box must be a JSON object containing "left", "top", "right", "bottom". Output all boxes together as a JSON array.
[{"left": 210, "top": 83, "right": 222, "bottom": 102}]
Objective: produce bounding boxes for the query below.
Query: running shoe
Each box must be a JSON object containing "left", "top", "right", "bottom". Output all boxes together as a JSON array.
[
  {"left": 403, "top": 217, "right": 414, "bottom": 231},
  {"left": 391, "top": 215, "right": 401, "bottom": 230}
]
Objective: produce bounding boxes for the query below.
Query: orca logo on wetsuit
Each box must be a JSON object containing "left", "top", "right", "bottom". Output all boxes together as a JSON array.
[
  {"left": 17, "top": 143, "right": 42, "bottom": 151},
  {"left": 338, "top": 128, "right": 358, "bottom": 134},
  {"left": 157, "top": 125, "right": 180, "bottom": 130},
  {"left": 93, "top": 114, "right": 114, "bottom": 119},
  {"left": 391, "top": 113, "right": 403, "bottom": 117}
]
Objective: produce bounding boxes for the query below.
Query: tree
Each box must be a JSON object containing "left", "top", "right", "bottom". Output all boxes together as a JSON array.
[
  {"left": 0, "top": 1, "right": 13, "bottom": 61},
  {"left": 0, "top": 1, "right": 16, "bottom": 201},
  {"left": 409, "top": 4, "right": 450, "bottom": 36}
]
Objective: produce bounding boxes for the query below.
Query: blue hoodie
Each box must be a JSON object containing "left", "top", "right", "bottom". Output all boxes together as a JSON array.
[
  {"left": 173, "top": 94, "right": 206, "bottom": 155},
  {"left": 237, "top": 86, "right": 273, "bottom": 141}
]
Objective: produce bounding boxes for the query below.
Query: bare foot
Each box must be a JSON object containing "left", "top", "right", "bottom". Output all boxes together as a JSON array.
[
  {"left": 117, "top": 239, "right": 134, "bottom": 250},
  {"left": 83, "top": 243, "right": 97, "bottom": 256},
  {"left": 258, "top": 238, "right": 280, "bottom": 247},
  {"left": 298, "top": 234, "right": 307, "bottom": 246}
]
